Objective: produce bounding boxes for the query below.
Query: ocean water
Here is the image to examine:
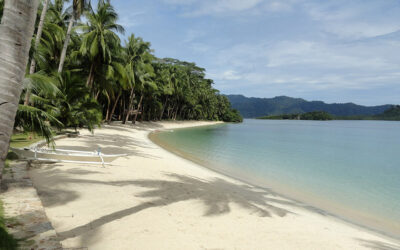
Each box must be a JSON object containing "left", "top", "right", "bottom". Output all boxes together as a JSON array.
[{"left": 151, "top": 119, "right": 400, "bottom": 238}]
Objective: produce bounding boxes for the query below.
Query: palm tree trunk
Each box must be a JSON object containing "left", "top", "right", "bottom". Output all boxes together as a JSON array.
[
  {"left": 24, "top": 0, "right": 49, "bottom": 106},
  {"left": 119, "top": 94, "right": 124, "bottom": 121},
  {"left": 0, "top": 0, "right": 39, "bottom": 181},
  {"left": 133, "top": 94, "right": 143, "bottom": 124},
  {"left": 95, "top": 89, "right": 100, "bottom": 101},
  {"left": 179, "top": 107, "right": 184, "bottom": 119},
  {"left": 104, "top": 92, "right": 111, "bottom": 121},
  {"left": 86, "top": 62, "right": 95, "bottom": 87},
  {"left": 57, "top": 15, "right": 75, "bottom": 73},
  {"left": 124, "top": 88, "right": 135, "bottom": 124},
  {"left": 108, "top": 91, "right": 121, "bottom": 124},
  {"left": 159, "top": 97, "right": 168, "bottom": 120},
  {"left": 173, "top": 107, "right": 178, "bottom": 120},
  {"left": 140, "top": 104, "right": 145, "bottom": 122}
]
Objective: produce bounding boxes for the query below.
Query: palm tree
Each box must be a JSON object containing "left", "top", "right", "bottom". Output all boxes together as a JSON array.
[
  {"left": 24, "top": 0, "right": 50, "bottom": 105},
  {"left": 0, "top": 0, "right": 39, "bottom": 179},
  {"left": 79, "top": 0, "right": 124, "bottom": 89},
  {"left": 122, "top": 35, "right": 153, "bottom": 123},
  {"left": 57, "top": 0, "right": 89, "bottom": 73}
]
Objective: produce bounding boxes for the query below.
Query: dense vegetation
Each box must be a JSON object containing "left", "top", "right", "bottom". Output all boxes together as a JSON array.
[
  {"left": 257, "top": 106, "right": 400, "bottom": 121},
  {"left": 258, "top": 111, "right": 333, "bottom": 121},
  {"left": 227, "top": 95, "right": 392, "bottom": 118},
  {"left": 335, "top": 105, "right": 400, "bottom": 121},
  {"left": 0, "top": 0, "right": 242, "bottom": 143}
]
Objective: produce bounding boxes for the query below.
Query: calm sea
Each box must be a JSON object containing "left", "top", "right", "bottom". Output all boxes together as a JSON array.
[{"left": 151, "top": 119, "right": 400, "bottom": 238}]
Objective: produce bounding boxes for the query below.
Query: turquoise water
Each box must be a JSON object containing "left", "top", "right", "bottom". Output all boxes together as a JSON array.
[{"left": 153, "top": 120, "right": 400, "bottom": 237}]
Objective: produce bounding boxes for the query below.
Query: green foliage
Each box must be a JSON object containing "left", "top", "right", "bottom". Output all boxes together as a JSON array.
[
  {"left": 228, "top": 95, "right": 392, "bottom": 118},
  {"left": 15, "top": 105, "right": 61, "bottom": 143},
  {"left": 258, "top": 106, "right": 400, "bottom": 121},
  {"left": 377, "top": 105, "right": 400, "bottom": 120},
  {"left": 16, "top": 0, "right": 241, "bottom": 138},
  {"left": 258, "top": 111, "right": 333, "bottom": 121},
  {"left": 334, "top": 105, "right": 400, "bottom": 121}
]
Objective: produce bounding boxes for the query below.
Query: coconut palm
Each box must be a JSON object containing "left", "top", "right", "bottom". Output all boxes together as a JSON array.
[
  {"left": 0, "top": 0, "right": 39, "bottom": 179},
  {"left": 122, "top": 35, "right": 153, "bottom": 123},
  {"left": 58, "top": 0, "right": 90, "bottom": 73},
  {"left": 24, "top": 0, "right": 51, "bottom": 105},
  {"left": 79, "top": 0, "right": 124, "bottom": 90}
]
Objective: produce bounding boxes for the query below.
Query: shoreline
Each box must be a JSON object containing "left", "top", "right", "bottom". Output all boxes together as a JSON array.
[
  {"left": 29, "top": 121, "right": 400, "bottom": 249},
  {"left": 149, "top": 124, "right": 400, "bottom": 242}
]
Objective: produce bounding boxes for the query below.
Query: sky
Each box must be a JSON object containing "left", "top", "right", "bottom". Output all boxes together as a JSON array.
[{"left": 110, "top": 0, "right": 400, "bottom": 105}]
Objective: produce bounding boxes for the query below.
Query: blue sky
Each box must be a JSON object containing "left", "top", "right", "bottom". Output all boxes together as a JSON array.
[{"left": 111, "top": 0, "right": 400, "bottom": 105}]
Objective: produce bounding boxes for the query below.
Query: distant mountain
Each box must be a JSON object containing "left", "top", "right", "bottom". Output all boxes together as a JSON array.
[{"left": 226, "top": 95, "right": 393, "bottom": 118}]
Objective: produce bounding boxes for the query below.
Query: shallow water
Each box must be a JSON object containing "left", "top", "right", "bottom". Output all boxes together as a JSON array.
[{"left": 152, "top": 119, "right": 400, "bottom": 238}]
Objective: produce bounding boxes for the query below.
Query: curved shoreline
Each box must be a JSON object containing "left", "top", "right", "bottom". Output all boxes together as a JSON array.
[
  {"left": 148, "top": 123, "right": 400, "bottom": 242},
  {"left": 29, "top": 121, "right": 400, "bottom": 249}
]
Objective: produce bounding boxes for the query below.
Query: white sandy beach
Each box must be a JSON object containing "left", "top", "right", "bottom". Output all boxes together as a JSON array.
[{"left": 29, "top": 121, "right": 400, "bottom": 249}]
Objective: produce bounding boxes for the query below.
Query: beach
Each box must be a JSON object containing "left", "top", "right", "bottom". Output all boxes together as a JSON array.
[{"left": 29, "top": 121, "right": 400, "bottom": 249}]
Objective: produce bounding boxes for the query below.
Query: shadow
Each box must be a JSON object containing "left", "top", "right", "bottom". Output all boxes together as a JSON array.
[
  {"left": 30, "top": 164, "right": 92, "bottom": 207},
  {"left": 103, "top": 121, "right": 165, "bottom": 132},
  {"left": 56, "top": 173, "right": 296, "bottom": 241},
  {"left": 52, "top": 132, "right": 160, "bottom": 160},
  {"left": 357, "top": 239, "right": 400, "bottom": 250}
]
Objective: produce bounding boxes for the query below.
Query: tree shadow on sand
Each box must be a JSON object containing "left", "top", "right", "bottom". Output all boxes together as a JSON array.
[
  {"left": 52, "top": 132, "right": 160, "bottom": 159},
  {"left": 56, "top": 173, "right": 296, "bottom": 241},
  {"left": 356, "top": 238, "right": 400, "bottom": 250}
]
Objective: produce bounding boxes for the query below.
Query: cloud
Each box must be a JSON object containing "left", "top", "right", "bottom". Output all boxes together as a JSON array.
[
  {"left": 162, "top": 0, "right": 285, "bottom": 16},
  {"left": 206, "top": 36, "right": 400, "bottom": 97},
  {"left": 183, "top": 29, "right": 205, "bottom": 43},
  {"left": 115, "top": 0, "right": 400, "bottom": 105},
  {"left": 162, "top": 0, "right": 197, "bottom": 5},
  {"left": 117, "top": 11, "right": 145, "bottom": 29},
  {"left": 305, "top": 0, "right": 400, "bottom": 39}
]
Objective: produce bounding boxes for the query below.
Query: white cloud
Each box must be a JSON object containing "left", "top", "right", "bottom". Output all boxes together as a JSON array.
[
  {"left": 305, "top": 1, "right": 400, "bottom": 39},
  {"left": 162, "top": 0, "right": 197, "bottom": 5},
  {"left": 118, "top": 0, "right": 400, "bottom": 104},
  {"left": 162, "top": 0, "right": 289, "bottom": 16},
  {"left": 117, "top": 11, "right": 145, "bottom": 28},
  {"left": 183, "top": 29, "right": 205, "bottom": 43},
  {"left": 206, "top": 36, "right": 400, "bottom": 95},
  {"left": 221, "top": 70, "right": 242, "bottom": 80}
]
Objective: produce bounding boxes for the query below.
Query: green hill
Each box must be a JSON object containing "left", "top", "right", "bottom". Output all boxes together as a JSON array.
[
  {"left": 226, "top": 95, "right": 393, "bottom": 118},
  {"left": 258, "top": 111, "right": 333, "bottom": 121}
]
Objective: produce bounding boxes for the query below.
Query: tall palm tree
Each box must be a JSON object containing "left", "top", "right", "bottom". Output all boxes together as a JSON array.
[
  {"left": 123, "top": 35, "right": 152, "bottom": 123},
  {"left": 0, "top": 0, "right": 39, "bottom": 179},
  {"left": 58, "top": 0, "right": 89, "bottom": 73},
  {"left": 79, "top": 0, "right": 124, "bottom": 89},
  {"left": 24, "top": 0, "right": 50, "bottom": 105}
]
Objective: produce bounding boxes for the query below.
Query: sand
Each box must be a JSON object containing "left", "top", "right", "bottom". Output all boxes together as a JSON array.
[{"left": 29, "top": 121, "right": 400, "bottom": 249}]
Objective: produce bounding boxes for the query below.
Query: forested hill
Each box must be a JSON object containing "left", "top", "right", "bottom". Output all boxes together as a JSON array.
[{"left": 226, "top": 95, "right": 392, "bottom": 118}]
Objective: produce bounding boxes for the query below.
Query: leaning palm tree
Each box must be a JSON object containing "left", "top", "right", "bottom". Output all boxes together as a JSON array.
[
  {"left": 58, "top": 0, "right": 89, "bottom": 73},
  {"left": 0, "top": 0, "right": 39, "bottom": 179}
]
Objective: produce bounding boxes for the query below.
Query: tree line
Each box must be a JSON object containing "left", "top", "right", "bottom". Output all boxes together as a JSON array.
[
  {"left": 0, "top": 0, "right": 242, "bottom": 143},
  {"left": 257, "top": 111, "right": 333, "bottom": 120}
]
